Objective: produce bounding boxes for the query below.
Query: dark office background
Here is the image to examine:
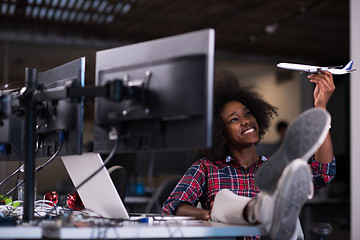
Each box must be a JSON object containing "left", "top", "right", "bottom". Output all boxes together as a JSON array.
[{"left": 0, "top": 1, "right": 351, "bottom": 239}]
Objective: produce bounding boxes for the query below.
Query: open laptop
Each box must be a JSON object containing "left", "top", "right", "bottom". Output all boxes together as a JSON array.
[
  {"left": 61, "top": 153, "right": 130, "bottom": 219},
  {"left": 61, "top": 152, "right": 197, "bottom": 223}
]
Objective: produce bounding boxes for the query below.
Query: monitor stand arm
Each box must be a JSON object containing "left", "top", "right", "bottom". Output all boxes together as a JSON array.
[{"left": 22, "top": 67, "right": 37, "bottom": 222}]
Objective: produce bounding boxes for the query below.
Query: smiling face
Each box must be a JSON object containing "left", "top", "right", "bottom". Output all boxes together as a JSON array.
[{"left": 220, "top": 101, "right": 260, "bottom": 149}]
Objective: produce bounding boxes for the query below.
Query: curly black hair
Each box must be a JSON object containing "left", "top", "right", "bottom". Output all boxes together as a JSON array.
[{"left": 202, "top": 70, "right": 278, "bottom": 162}]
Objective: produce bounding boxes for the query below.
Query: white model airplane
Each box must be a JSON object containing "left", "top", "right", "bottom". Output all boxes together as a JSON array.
[{"left": 277, "top": 61, "right": 357, "bottom": 75}]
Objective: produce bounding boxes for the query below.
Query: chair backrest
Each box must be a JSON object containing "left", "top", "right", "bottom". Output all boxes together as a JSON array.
[
  {"left": 145, "top": 176, "right": 180, "bottom": 214},
  {"left": 108, "top": 165, "right": 128, "bottom": 203}
]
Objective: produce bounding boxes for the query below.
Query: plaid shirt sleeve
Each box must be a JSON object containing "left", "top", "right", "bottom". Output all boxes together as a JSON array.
[
  {"left": 308, "top": 156, "right": 336, "bottom": 189},
  {"left": 162, "top": 160, "right": 207, "bottom": 215}
]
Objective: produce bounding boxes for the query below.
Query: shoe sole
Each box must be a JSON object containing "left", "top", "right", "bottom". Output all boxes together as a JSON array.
[
  {"left": 255, "top": 108, "right": 331, "bottom": 193},
  {"left": 269, "top": 159, "right": 313, "bottom": 240}
]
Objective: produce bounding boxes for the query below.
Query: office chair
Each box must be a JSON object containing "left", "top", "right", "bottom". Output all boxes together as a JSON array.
[
  {"left": 309, "top": 222, "right": 333, "bottom": 240},
  {"left": 145, "top": 176, "right": 180, "bottom": 214}
]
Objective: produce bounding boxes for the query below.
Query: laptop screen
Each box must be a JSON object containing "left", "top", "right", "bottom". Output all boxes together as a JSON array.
[{"left": 61, "top": 153, "right": 129, "bottom": 219}]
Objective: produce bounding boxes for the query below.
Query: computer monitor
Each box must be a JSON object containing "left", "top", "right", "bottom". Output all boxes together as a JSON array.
[
  {"left": 0, "top": 57, "right": 85, "bottom": 160},
  {"left": 35, "top": 57, "right": 85, "bottom": 158},
  {"left": 0, "top": 101, "right": 24, "bottom": 161},
  {"left": 94, "top": 29, "right": 214, "bottom": 153},
  {"left": 0, "top": 89, "right": 25, "bottom": 161}
]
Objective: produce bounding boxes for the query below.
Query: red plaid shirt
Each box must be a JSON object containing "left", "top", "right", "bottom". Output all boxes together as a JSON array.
[{"left": 162, "top": 155, "right": 336, "bottom": 215}]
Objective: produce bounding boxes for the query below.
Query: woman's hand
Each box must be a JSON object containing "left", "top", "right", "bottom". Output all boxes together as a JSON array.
[
  {"left": 175, "top": 203, "right": 211, "bottom": 220},
  {"left": 307, "top": 71, "right": 335, "bottom": 109}
]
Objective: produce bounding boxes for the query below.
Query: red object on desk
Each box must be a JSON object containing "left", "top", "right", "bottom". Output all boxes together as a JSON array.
[
  {"left": 67, "top": 192, "right": 85, "bottom": 210},
  {"left": 44, "top": 191, "right": 59, "bottom": 206}
]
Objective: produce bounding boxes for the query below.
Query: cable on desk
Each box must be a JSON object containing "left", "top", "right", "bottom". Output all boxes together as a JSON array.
[
  {"left": 0, "top": 200, "right": 23, "bottom": 218},
  {"left": 158, "top": 218, "right": 186, "bottom": 238},
  {"left": 0, "top": 199, "right": 70, "bottom": 221}
]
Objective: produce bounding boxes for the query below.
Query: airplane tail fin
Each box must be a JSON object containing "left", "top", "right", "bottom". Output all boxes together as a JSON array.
[{"left": 344, "top": 61, "right": 353, "bottom": 70}]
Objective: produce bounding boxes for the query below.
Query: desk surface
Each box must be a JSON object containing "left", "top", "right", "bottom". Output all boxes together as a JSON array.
[
  {"left": 42, "top": 221, "right": 265, "bottom": 239},
  {"left": 0, "top": 225, "right": 43, "bottom": 239},
  {"left": 0, "top": 220, "right": 265, "bottom": 239}
]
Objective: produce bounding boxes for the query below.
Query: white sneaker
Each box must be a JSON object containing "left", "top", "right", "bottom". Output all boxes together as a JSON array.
[
  {"left": 255, "top": 108, "right": 330, "bottom": 193},
  {"left": 211, "top": 188, "right": 252, "bottom": 225},
  {"left": 251, "top": 159, "right": 313, "bottom": 240}
]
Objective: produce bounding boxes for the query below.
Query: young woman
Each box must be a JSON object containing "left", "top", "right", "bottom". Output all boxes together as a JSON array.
[{"left": 162, "top": 70, "right": 336, "bottom": 239}]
